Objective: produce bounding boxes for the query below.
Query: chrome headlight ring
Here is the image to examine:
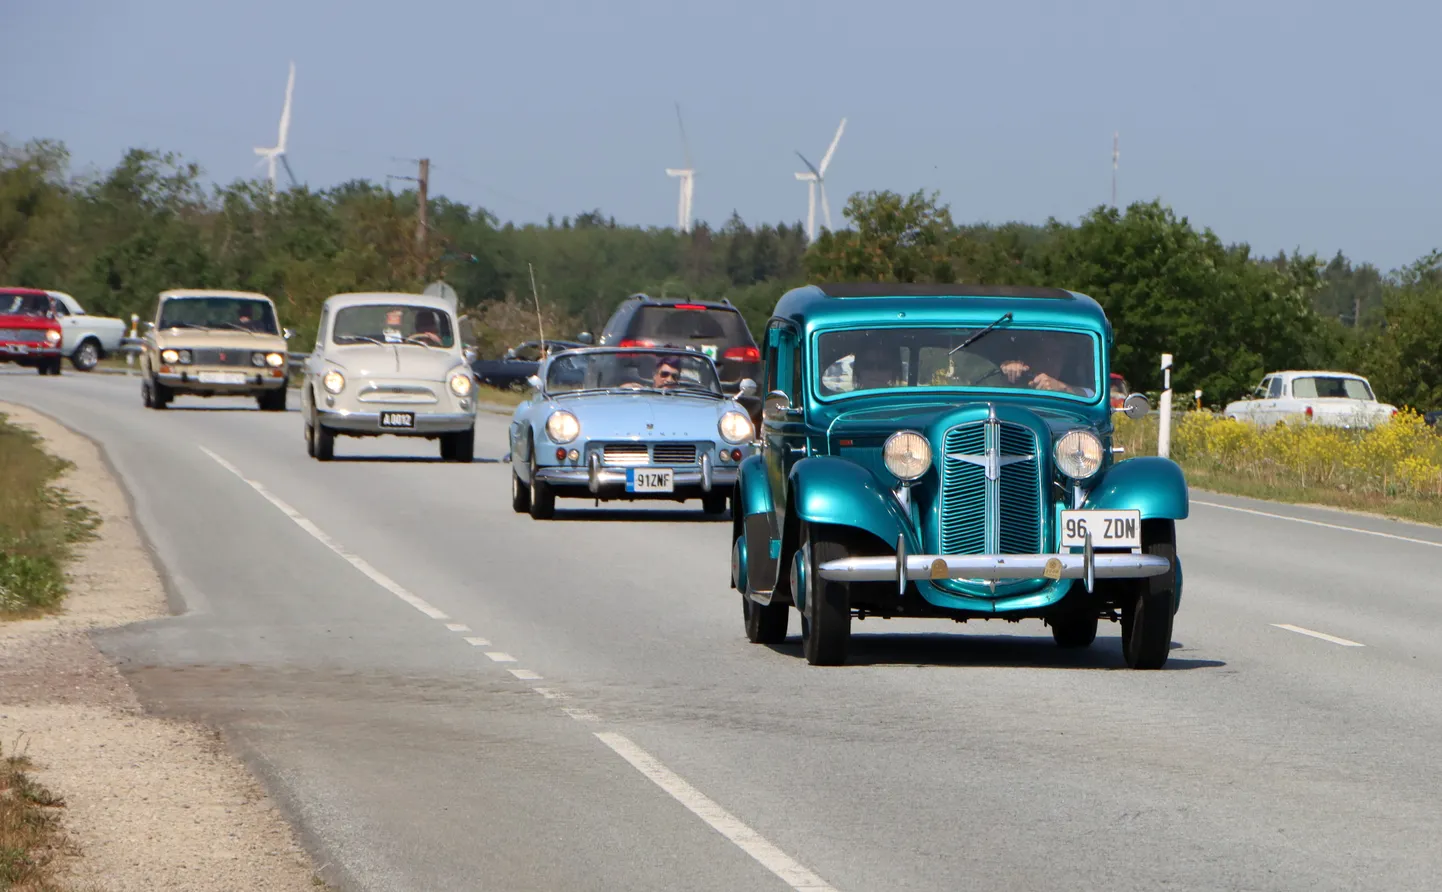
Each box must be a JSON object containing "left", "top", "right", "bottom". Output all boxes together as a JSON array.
[
  {"left": 546, "top": 410, "right": 581, "bottom": 444},
  {"left": 1054, "top": 429, "right": 1104, "bottom": 480},
  {"left": 883, "top": 430, "right": 932, "bottom": 481}
]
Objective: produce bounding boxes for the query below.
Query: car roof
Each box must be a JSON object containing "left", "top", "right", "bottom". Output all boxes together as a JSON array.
[
  {"left": 1273, "top": 370, "right": 1370, "bottom": 379},
  {"left": 159, "top": 289, "right": 276, "bottom": 302},
  {"left": 622, "top": 294, "right": 739, "bottom": 310},
  {"left": 0, "top": 286, "right": 53, "bottom": 296},
  {"left": 769, "top": 283, "right": 1110, "bottom": 336},
  {"left": 322, "top": 292, "right": 455, "bottom": 312}
]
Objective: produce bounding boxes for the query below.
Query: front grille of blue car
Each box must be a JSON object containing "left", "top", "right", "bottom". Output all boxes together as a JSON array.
[
  {"left": 939, "top": 421, "right": 1043, "bottom": 556},
  {"left": 601, "top": 442, "right": 698, "bottom": 465}
]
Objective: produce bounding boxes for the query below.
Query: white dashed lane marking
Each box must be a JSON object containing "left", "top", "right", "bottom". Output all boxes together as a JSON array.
[
  {"left": 508, "top": 668, "right": 543, "bottom": 680},
  {"left": 485, "top": 652, "right": 517, "bottom": 663},
  {"left": 446, "top": 623, "right": 471, "bottom": 632},
  {"left": 463, "top": 637, "right": 492, "bottom": 647},
  {"left": 1272, "top": 623, "right": 1365, "bottom": 647}
]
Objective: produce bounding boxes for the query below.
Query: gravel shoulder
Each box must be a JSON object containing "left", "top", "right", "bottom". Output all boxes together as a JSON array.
[{"left": 0, "top": 402, "right": 319, "bottom": 891}]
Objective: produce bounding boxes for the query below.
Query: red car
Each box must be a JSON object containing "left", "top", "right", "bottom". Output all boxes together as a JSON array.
[
  {"left": 1109, "top": 372, "right": 1129, "bottom": 409},
  {"left": 0, "top": 287, "right": 64, "bottom": 375}
]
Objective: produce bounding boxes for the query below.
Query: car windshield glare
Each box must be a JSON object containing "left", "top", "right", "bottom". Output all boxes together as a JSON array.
[
  {"left": 545, "top": 350, "right": 722, "bottom": 395},
  {"left": 1292, "top": 376, "right": 1373, "bottom": 400},
  {"left": 159, "top": 297, "right": 279, "bottom": 334},
  {"left": 817, "top": 327, "right": 1098, "bottom": 399},
  {"left": 2, "top": 293, "right": 53, "bottom": 316},
  {"left": 333, "top": 304, "right": 455, "bottom": 348}
]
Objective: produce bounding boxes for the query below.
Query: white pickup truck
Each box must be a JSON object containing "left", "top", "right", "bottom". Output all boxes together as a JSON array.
[
  {"left": 1223, "top": 370, "right": 1397, "bottom": 429},
  {"left": 46, "top": 290, "right": 129, "bottom": 371}
]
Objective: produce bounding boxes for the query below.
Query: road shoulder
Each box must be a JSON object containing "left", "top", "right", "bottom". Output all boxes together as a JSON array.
[{"left": 0, "top": 402, "right": 320, "bottom": 891}]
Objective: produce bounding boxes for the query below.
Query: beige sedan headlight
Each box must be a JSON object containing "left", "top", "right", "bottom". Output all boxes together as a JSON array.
[
  {"left": 322, "top": 370, "right": 345, "bottom": 394},
  {"left": 883, "top": 430, "right": 932, "bottom": 481},
  {"left": 449, "top": 372, "right": 473, "bottom": 397},
  {"left": 1055, "top": 429, "right": 1103, "bottom": 479},
  {"left": 718, "top": 410, "right": 754, "bottom": 444},
  {"left": 161, "top": 348, "right": 180, "bottom": 363},
  {"left": 266, "top": 352, "right": 285, "bottom": 368}
]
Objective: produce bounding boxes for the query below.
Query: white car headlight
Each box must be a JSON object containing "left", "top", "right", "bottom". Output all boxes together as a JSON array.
[
  {"left": 718, "top": 410, "right": 754, "bottom": 444},
  {"left": 883, "top": 430, "right": 931, "bottom": 481},
  {"left": 1054, "top": 429, "right": 1103, "bottom": 479},
  {"left": 177, "top": 349, "right": 192, "bottom": 364},
  {"left": 546, "top": 410, "right": 580, "bottom": 444},
  {"left": 251, "top": 352, "right": 267, "bottom": 367},
  {"left": 322, "top": 370, "right": 345, "bottom": 394},
  {"left": 449, "top": 372, "right": 473, "bottom": 397},
  {"left": 44, "top": 329, "right": 61, "bottom": 345},
  {"left": 161, "top": 348, "right": 180, "bottom": 363},
  {"left": 266, "top": 352, "right": 285, "bottom": 368}
]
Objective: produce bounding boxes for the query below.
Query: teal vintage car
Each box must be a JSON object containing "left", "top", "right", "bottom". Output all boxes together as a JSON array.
[{"left": 730, "top": 283, "right": 1187, "bottom": 668}]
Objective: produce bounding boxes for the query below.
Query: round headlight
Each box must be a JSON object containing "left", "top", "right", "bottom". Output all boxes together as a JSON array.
[
  {"left": 883, "top": 430, "right": 932, "bottom": 481},
  {"left": 322, "top": 370, "right": 345, "bottom": 394},
  {"left": 178, "top": 349, "right": 192, "bottom": 364},
  {"left": 718, "top": 410, "right": 754, "bottom": 444},
  {"left": 45, "top": 329, "right": 61, "bottom": 344},
  {"left": 1055, "top": 429, "right": 1104, "bottom": 479},
  {"left": 251, "top": 352, "right": 267, "bottom": 367},
  {"left": 266, "top": 352, "right": 285, "bottom": 368},
  {"left": 161, "top": 348, "right": 179, "bottom": 363},
  {"left": 546, "top": 410, "right": 581, "bottom": 444},
  {"left": 449, "top": 372, "right": 473, "bottom": 397}
]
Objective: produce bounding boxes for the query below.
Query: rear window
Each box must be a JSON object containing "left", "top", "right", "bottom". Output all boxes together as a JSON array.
[
  {"left": 629, "top": 306, "right": 754, "bottom": 347},
  {"left": 1292, "top": 376, "right": 1373, "bottom": 400}
]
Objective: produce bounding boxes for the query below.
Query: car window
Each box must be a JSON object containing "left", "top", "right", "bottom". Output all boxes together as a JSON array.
[
  {"left": 514, "top": 343, "right": 543, "bottom": 362},
  {"left": 816, "top": 326, "right": 1098, "bottom": 399},
  {"left": 1, "top": 293, "right": 54, "bottom": 316},
  {"left": 545, "top": 349, "right": 722, "bottom": 394},
  {"left": 1268, "top": 377, "right": 1284, "bottom": 398},
  {"left": 1292, "top": 376, "right": 1372, "bottom": 400},
  {"left": 313, "top": 309, "right": 328, "bottom": 351},
  {"left": 159, "top": 297, "right": 279, "bottom": 334},
  {"left": 628, "top": 306, "right": 755, "bottom": 356},
  {"left": 332, "top": 305, "right": 454, "bottom": 348}
]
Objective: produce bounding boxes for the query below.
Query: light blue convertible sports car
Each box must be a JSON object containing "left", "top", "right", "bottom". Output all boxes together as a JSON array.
[{"left": 508, "top": 346, "right": 759, "bottom": 519}]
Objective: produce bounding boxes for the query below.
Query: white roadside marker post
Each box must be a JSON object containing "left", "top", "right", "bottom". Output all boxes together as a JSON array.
[
  {"left": 1158, "top": 353, "right": 1173, "bottom": 458},
  {"left": 126, "top": 313, "right": 138, "bottom": 376}
]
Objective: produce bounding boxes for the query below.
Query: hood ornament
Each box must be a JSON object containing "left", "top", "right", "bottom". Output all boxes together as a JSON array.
[{"left": 946, "top": 405, "right": 1034, "bottom": 481}]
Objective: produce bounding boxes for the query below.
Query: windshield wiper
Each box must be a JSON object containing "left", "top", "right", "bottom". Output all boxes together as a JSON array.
[
  {"left": 948, "top": 312, "right": 1013, "bottom": 355},
  {"left": 336, "top": 335, "right": 388, "bottom": 347}
]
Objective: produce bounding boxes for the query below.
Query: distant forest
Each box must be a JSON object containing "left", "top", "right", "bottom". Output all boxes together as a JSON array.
[{"left": 3, "top": 138, "right": 1440, "bottom": 409}]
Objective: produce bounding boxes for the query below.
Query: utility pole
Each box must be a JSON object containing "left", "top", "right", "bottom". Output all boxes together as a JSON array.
[
  {"left": 1111, "top": 131, "right": 1119, "bottom": 209},
  {"left": 416, "top": 158, "right": 429, "bottom": 251}
]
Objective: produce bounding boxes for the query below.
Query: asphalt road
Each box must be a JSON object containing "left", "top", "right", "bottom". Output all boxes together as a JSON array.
[{"left": 6, "top": 369, "right": 1442, "bottom": 892}]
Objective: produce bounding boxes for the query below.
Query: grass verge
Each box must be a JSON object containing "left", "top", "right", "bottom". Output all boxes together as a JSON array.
[
  {"left": 0, "top": 740, "right": 70, "bottom": 891},
  {"left": 0, "top": 414, "right": 99, "bottom": 618}
]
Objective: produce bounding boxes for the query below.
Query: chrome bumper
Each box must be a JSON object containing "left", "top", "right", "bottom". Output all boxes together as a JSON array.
[
  {"left": 536, "top": 451, "right": 737, "bottom": 494},
  {"left": 318, "top": 410, "right": 475, "bottom": 434},
  {"left": 157, "top": 371, "right": 285, "bottom": 389}
]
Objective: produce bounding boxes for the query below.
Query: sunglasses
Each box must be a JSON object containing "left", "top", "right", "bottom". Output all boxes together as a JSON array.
[{"left": 657, "top": 369, "right": 678, "bottom": 379}]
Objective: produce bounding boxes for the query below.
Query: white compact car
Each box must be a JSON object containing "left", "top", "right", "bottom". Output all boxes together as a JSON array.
[
  {"left": 301, "top": 292, "right": 478, "bottom": 462},
  {"left": 1223, "top": 370, "right": 1397, "bottom": 429}
]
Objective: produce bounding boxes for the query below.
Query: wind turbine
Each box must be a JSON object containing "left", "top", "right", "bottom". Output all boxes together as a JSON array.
[
  {"left": 664, "top": 103, "right": 695, "bottom": 232},
  {"left": 254, "top": 61, "right": 297, "bottom": 197},
  {"left": 794, "top": 117, "right": 846, "bottom": 241}
]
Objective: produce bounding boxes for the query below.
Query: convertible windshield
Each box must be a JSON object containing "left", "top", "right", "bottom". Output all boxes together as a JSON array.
[
  {"left": 159, "top": 297, "right": 279, "bottom": 334},
  {"left": 333, "top": 304, "right": 455, "bottom": 348},
  {"left": 545, "top": 350, "right": 722, "bottom": 395},
  {"left": 817, "top": 327, "right": 1098, "bottom": 399}
]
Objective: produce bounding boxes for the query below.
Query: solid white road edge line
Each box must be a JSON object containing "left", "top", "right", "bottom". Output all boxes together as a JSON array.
[
  {"left": 1271, "top": 623, "right": 1365, "bottom": 647},
  {"left": 199, "top": 447, "right": 449, "bottom": 621},
  {"left": 1194, "top": 500, "right": 1442, "bottom": 549},
  {"left": 595, "top": 732, "right": 838, "bottom": 892}
]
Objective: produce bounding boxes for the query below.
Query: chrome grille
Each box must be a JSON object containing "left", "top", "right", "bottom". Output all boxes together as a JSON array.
[
  {"left": 0, "top": 329, "right": 46, "bottom": 342},
  {"left": 603, "top": 444, "right": 650, "bottom": 465},
  {"left": 939, "top": 420, "right": 1043, "bottom": 556},
  {"left": 190, "top": 348, "right": 251, "bottom": 366},
  {"left": 651, "top": 443, "right": 698, "bottom": 465}
]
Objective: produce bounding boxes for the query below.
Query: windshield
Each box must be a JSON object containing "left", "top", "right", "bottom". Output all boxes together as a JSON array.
[
  {"left": 816, "top": 327, "right": 1099, "bottom": 399},
  {"left": 545, "top": 350, "right": 722, "bottom": 395},
  {"left": 1, "top": 293, "right": 53, "bottom": 316},
  {"left": 628, "top": 306, "right": 755, "bottom": 359},
  {"left": 1292, "top": 376, "right": 1374, "bottom": 400},
  {"left": 333, "top": 304, "right": 455, "bottom": 348},
  {"left": 159, "top": 297, "right": 279, "bottom": 334}
]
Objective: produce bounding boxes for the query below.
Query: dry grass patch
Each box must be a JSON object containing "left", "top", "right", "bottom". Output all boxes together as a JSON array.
[{"left": 0, "top": 740, "right": 70, "bottom": 892}]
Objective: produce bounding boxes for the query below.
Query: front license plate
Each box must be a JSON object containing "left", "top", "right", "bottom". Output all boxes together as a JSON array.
[
  {"left": 197, "top": 371, "right": 247, "bottom": 385},
  {"left": 1059, "top": 509, "right": 1142, "bottom": 548},
  {"left": 626, "top": 467, "right": 674, "bottom": 493},
  {"left": 380, "top": 411, "right": 416, "bottom": 429},
  {"left": 6, "top": 344, "right": 29, "bottom": 354}
]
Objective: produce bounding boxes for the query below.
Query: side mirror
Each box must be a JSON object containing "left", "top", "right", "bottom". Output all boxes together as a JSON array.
[
  {"left": 526, "top": 374, "right": 543, "bottom": 391},
  {"left": 1121, "top": 393, "right": 1151, "bottom": 420},
  {"left": 764, "top": 390, "right": 800, "bottom": 422},
  {"left": 504, "top": 348, "right": 517, "bottom": 360},
  {"left": 576, "top": 331, "right": 594, "bottom": 345},
  {"left": 738, "top": 378, "right": 758, "bottom": 397},
  {"left": 282, "top": 327, "right": 294, "bottom": 340}
]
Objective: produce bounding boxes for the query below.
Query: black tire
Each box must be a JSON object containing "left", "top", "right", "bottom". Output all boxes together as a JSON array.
[
  {"left": 739, "top": 530, "right": 789, "bottom": 643},
  {"left": 1050, "top": 603, "right": 1099, "bottom": 648},
  {"left": 141, "top": 378, "right": 153, "bottom": 407},
  {"left": 528, "top": 453, "right": 554, "bottom": 519},
  {"left": 443, "top": 428, "right": 475, "bottom": 463},
  {"left": 1121, "top": 519, "right": 1177, "bottom": 670},
  {"left": 151, "top": 376, "right": 171, "bottom": 409},
  {"left": 71, "top": 340, "right": 100, "bottom": 371},
  {"left": 702, "top": 492, "right": 729, "bottom": 516},
  {"left": 304, "top": 421, "right": 315, "bottom": 457},
  {"left": 311, "top": 416, "right": 335, "bottom": 461},
  {"left": 257, "top": 388, "right": 287, "bottom": 411},
  {"left": 511, "top": 468, "right": 531, "bottom": 513},
  {"left": 796, "top": 521, "right": 851, "bottom": 666}
]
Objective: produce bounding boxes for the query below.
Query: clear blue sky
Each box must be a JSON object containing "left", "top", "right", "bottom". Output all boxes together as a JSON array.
[{"left": 4, "top": 0, "right": 1440, "bottom": 272}]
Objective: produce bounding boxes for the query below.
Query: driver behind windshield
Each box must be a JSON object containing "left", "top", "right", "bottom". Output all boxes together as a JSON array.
[
  {"left": 976, "top": 333, "right": 1093, "bottom": 397},
  {"left": 620, "top": 354, "right": 684, "bottom": 390}
]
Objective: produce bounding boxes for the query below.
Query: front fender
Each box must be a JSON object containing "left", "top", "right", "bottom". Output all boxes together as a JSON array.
[
  {"left": 1084, "top": 456, "right": 1190, "bottom": 520},
  {"left": 733, "top": 454, "right": 772, "bottom": 519},
  {"left": 789, "top": 456, "right": 918, "bottom": 552}
]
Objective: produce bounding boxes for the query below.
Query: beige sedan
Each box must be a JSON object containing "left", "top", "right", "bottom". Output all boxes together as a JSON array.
[{"left": 140, "top": 289, "right": 293, "bottom": 411}]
